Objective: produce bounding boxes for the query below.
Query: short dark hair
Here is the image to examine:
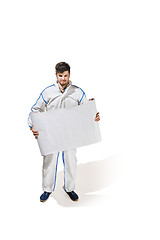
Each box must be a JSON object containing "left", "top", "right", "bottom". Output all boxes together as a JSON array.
[{"left": 55, "top": 62, "right": 70, "bottom": 74}]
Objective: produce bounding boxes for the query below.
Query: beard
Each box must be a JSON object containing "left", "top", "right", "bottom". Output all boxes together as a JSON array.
[
  {"left": 57, "top": 80, "right": 70, "bottom": 93},
  {"left": 60, "top": 82, "right": 67, "bottom": 87},
  {"left": 59, "top": 80, "right": 69, "bottom": 87}
]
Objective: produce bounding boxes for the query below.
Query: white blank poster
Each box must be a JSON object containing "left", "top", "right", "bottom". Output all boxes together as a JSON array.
[{"left": 31, "top": 100, "right": 101, "bottom": 155}]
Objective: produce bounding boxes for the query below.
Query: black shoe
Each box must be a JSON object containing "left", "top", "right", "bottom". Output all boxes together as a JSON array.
[
  {"left": 65, "top": 190, "right": 79, "bottom": 201},
  {"left": 40, "top": 191, "right": 51, "bottom": 202}
]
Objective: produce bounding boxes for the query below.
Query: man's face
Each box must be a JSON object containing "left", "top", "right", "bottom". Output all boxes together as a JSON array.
[{"left": 56, "top": 71, "right": 70, "bottom": 87}]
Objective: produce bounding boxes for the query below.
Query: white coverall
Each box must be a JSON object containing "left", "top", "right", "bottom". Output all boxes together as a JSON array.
[{"left": 28, "top": 82, "right": 88, "bottom": 192}]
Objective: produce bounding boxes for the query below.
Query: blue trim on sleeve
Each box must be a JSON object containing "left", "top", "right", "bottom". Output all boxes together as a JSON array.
[
  {"left": 71, "top": 84, "right": 86, "bottom": 103},
  {"left": 31, "top": 84, "right": 55, "bottom": 111},
  {"left": 79, "top": 92, "right": 85, "bottom": 103},
  {"left": 31, "top": 94, "right": 42, "bottom": 112},
  {"left": 41, "top": 84, "right": 55, "bottom": 95},
  {"left": 28, "top": 84, "right": 55, "bottom": 128},
  {"left": 41, "top": 84, "right": 55, "bottom": 104},
  {"left": 41, "top": 93, "right": 48, "bottom": 104}
]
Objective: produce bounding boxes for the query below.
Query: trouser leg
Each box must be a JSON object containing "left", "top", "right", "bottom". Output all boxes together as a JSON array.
[
  {"left": 42, "top": 152, "right": 59, "bottom": 192},
  {"left": 62, "top": 149, "right": 77, "bottom": 192}
]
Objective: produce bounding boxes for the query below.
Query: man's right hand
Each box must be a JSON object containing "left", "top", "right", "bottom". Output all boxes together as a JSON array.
[{"left": 31, "top": 127, "right": 39, "bottom": 139}]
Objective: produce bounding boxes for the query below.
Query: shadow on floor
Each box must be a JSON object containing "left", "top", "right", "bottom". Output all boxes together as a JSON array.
[{"left": 51, "top": 155, "right": 123, "bottom": 207}]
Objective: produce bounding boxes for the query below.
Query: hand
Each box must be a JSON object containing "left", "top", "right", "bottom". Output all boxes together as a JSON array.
[
  {"left": 31, "top": 127, "right": 39, "bottom": 139},
  {"left": 95, "top": 112, "right": 100, "bottom": 121}
]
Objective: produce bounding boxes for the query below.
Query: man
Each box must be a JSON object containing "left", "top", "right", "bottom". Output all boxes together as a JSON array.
[{"left": 28, "top": 62, "right": 100, "bottom": 202}]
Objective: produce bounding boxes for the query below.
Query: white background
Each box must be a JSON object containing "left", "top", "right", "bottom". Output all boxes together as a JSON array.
[{"left": 0, "top": 0, "right": 160, "bottom": 239}]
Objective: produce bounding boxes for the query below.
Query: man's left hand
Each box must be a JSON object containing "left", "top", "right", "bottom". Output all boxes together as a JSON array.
[{"left": 95, "top": 112, "right": 100, "bottom": 121}]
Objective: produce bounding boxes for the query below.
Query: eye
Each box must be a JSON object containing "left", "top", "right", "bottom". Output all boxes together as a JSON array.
[{"left": 59, "top": 75, "right": 62, "bottom": 77}]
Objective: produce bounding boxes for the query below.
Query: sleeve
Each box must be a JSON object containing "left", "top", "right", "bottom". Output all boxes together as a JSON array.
[
  {"left": 79, "top": 93, "right": 88, "bottom": 104},
  {"left": 78, "top": 88, "right": 88, "bottom": 105},
  {"left": 28, "top": 93, "right": 47, "bottom": 129}
]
